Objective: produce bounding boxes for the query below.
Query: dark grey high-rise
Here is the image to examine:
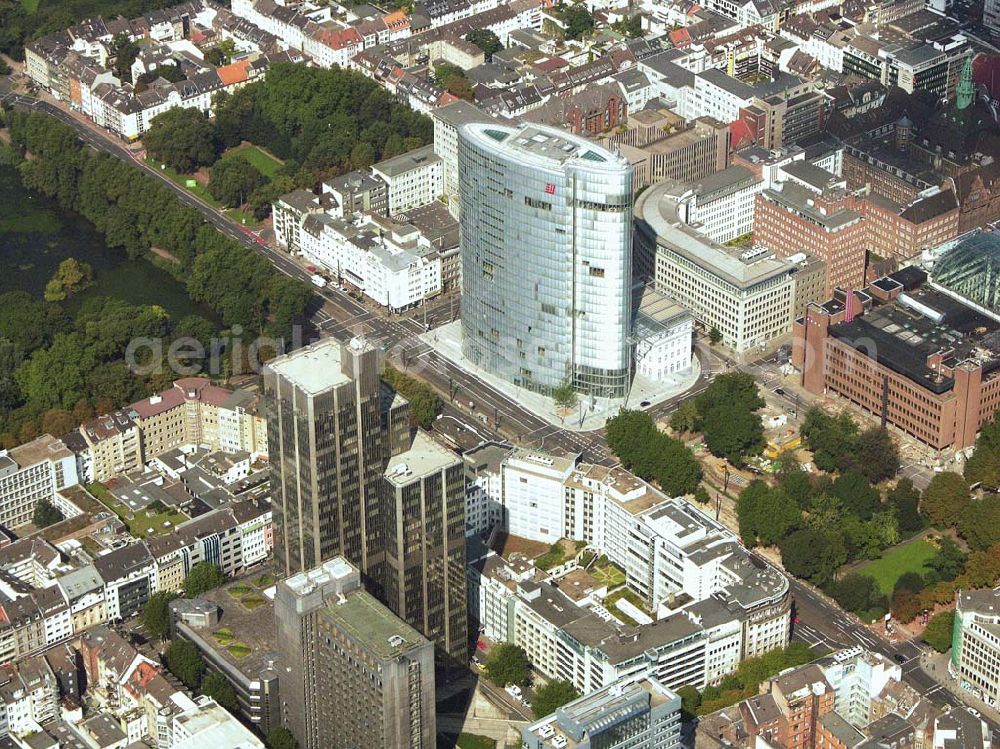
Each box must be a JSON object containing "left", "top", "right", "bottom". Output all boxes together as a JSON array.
[
  {"left": 263, "top": 337, "right": 407, "bottom": 586},
  {"left": 263, "top": 337, "right": 467, "bottom": 663}
]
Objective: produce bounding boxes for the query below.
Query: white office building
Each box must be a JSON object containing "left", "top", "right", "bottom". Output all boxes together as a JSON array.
[
  {"left": 276, "top": 199, "right": 443, "bottom": 311},
  {"left": 503, "top": 450, "right": 578, "bottom": 543},
  {"left": 0, "top": 436, "right": 78, "bottom": 530},
  {"left": 952, "top": 588, "right": 1000, "bottom": 708},
  {"left": 675, "top": 166, "right": 764, "bottom": 244},
  {"left": 469, "top": 453, "right": 791, "bottom": 694},
  {"left": 636, "top": 180, "right": 798, "bottom": 356},
  {"left": 371, "top": 145, "right": 443, "bottom": 217}
]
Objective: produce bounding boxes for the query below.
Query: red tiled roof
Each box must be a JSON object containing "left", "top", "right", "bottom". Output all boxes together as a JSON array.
[
  {"left": 669, "top": 28, "right": 692, "bottom": 46},
  {"left": 130, "top": 388, "right": 185, "bottom": 419},
  {"left": 534, "top": 56, "right": 569, "bottom": 73},
  {"left": 217, "top": 59, "right": 250, "bottom": 86}
]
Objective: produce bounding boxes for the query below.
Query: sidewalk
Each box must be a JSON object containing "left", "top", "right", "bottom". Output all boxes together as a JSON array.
[
  {"left": 420, "top": 321, "right": 702, "bottom": 432},
  {"left": 919, "top": 648, "right": 1000, "bottom": 724}
]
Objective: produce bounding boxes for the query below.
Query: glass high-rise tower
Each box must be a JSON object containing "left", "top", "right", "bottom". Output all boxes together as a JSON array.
[{"left": 458, "top": 123, "right": 634, "bottom": 398}]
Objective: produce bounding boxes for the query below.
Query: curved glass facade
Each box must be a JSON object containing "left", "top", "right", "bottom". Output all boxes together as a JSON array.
[
  {"left": 934, "top": 232, "right": 1000, "bottom": 314},
  {"left": 458, "top": 123, "right": 633, "bottom": 397}
]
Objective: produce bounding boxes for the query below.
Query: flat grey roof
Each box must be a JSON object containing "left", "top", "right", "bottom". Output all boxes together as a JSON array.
[
  {"left": 635, "top": 180, "right": 792, "bottom": 289},
  {"left": 694, "top": 165, "right": 758, "bottom": 199},
  {"left": 698, "top": 67, "right": 755, "bottom": 100},
  {"left": 460, "top": 122, "right": 627, "bottom": 171},
  {"left": 265, "top": 338, "right": 358, "bottom": 394},
  {"left": 372, "top": 144, "right": 441, "bottom": 178},
  {"left": 432, "top": 98, "right": 493, "bottom": 128},
  {"left": 384, "top": 431, "right": 460, "bottom": 486}
]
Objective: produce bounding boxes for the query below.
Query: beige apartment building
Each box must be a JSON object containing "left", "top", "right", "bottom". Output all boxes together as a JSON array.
[{"left": 129, "top": 378, "right": 267, "bottom": 459}]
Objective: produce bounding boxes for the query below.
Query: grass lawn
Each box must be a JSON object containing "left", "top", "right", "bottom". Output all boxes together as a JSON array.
[
  {"left": 227, "top": 642, "right": 252, "bottom": 658},
  {"left": 212, "top": 628, "right": 234, "bottom": 645},
  {"left": 456, "top": 735, "right": 495, "bottom": 749},
  {"left": 251, "top": 573, "right": 275, "bottom": 588},
  {"left": 240, "top": 593, "right": 266, "bottom": 610},
  {"left": 20, "top": 0, "right": 40, "bottom": 13},
  {"left": 144, "top": 156, "right": 260, "bottom": 228},
  {"left": 592, "top": 560, "right": 626, "bottom": 588},
  {"left": 604, "top": 587, "right": 652, "bottom": 627},
  {"left": 87, "top": 483, "right": 187, "bottom": 537},
  {"left": 228, "top": 584, "right": 253, "bottom": 598},
  {"left": 858, "top": 539, "right": 937, "bottom": 595},
  {"left": 223, "top": 144, "right": 283, "bottom": 179}
]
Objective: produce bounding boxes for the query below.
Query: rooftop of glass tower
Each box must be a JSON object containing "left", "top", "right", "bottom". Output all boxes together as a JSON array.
[{"left": 466, "top": 122, "right": 627, "bottom": 169}]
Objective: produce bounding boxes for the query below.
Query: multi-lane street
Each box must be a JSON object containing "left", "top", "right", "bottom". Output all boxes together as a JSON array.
[{"left": 782, "top": 565, "right": 993, "bottom": 726}]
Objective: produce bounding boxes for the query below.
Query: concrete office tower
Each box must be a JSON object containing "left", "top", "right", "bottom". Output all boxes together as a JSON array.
[
  {"left": 275, "top": 558, "right": 436, "bottom": 749},
  {"left": 458, "top": 122, "right": 633, "bottom": 398},
  {"left": 262, "top": 337, "right": 409, "bottom": 581}
]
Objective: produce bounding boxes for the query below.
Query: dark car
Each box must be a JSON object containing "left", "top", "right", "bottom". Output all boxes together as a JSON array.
[{"left": 893, "top": 654, "right": 906, "bottom": 664}]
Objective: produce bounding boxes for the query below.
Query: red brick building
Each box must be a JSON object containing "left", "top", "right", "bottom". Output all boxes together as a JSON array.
[
  {"left": 525, "top": 82, "right": 627, "bottom": 137},
  {"left": 954, "top": 162, "right": 1000, "bottom": 234},
  {"left": 792, "top": 271, "right": 1000, "bottom": 452},
  {"left": 753, "top": 183, "right": 867, "bottom": 295},
  {"left": 852, "top": 188, "right": 960, "bottom": 262},
  {"left": 741, "top": 665, "right": 836, "bottom": 749}
]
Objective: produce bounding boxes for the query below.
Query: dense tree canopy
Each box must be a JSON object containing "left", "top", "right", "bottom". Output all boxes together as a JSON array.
[
  {"left": 558, "top": 3, "right": 596, "bottom": 39},
  {"left": 144, "top": 108, "right": 218, "bottom": 173},
  {"left": 958, "top": 496, "right": 1000, "bottom": 551},
  {"left": 33, "top": 499, "right": 63, "bottom": 528},
  {"left": 887, "top": 478, "right": 924, "bottom": 534},
  {"left": 383, "top": 366, "right": 441, "bottom": 429},
  {"left": 831, "top": 470, "right": 881, "bottom": 521},
  {"left": 143, "top": 591, "right": 177, "bottom": 641},
  {"left": 800, "top": 408, "right": 898, "bottom": 482},
  {"left": 434, "top": 62, "right": 474, "bottom": 101},
  {"left": 109, "top": 32, "right": 140, "bottom": 81},
  {"left": 266, "top": 727, "right": 299, "bottom": 749},
  {"left": 606, "top": 409, "right": 702, "bottom": 496},
  {"left": 693, "top": 373, "right": 764, "bottom": 467},
  {"left": 5, "top": 112, "right": 310, "bottom": 350},
  {"left": 829, "top": 573, "right": 884, "bottom": 616},
  {"left": 212, "top": 65, "right": 432, "bottom": 182},
  {"left": 965, "top": 418, "right": 1000, "bottom": 489},
  {"left": 201, "top": 672, "right": 238, "bottom": 713},
  {"left": 485, "top": 644, "right": 530, "bottom": 687},
  {"left": 737, "top": 480, "right": 800, "bottom": 547},
  {"left": 532, "top": 680, "right": 578, "bottom": 718},
  {"left": 208, "top": 157, "right": 266, "bottom": 208},
  {"left": 922, "top": 610, "right": 955, "bottom": 652},
  {"left": 466, "top": 29, "right": 502, "bottom": 56},
  {"left": 44, "top": 258, "right": 93, "bottom": 302},
  {"left": 164, "top": 640, "right": 204, "bottom": 690},
  {"left": 921, "top": 472, "right": 970, "bottom": 528},
  {"left": 184, "top": 562, "right": 226, "bottom": 597},
  {"left": 779, "top": 527, "right": 846, "bottom": 586}
]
